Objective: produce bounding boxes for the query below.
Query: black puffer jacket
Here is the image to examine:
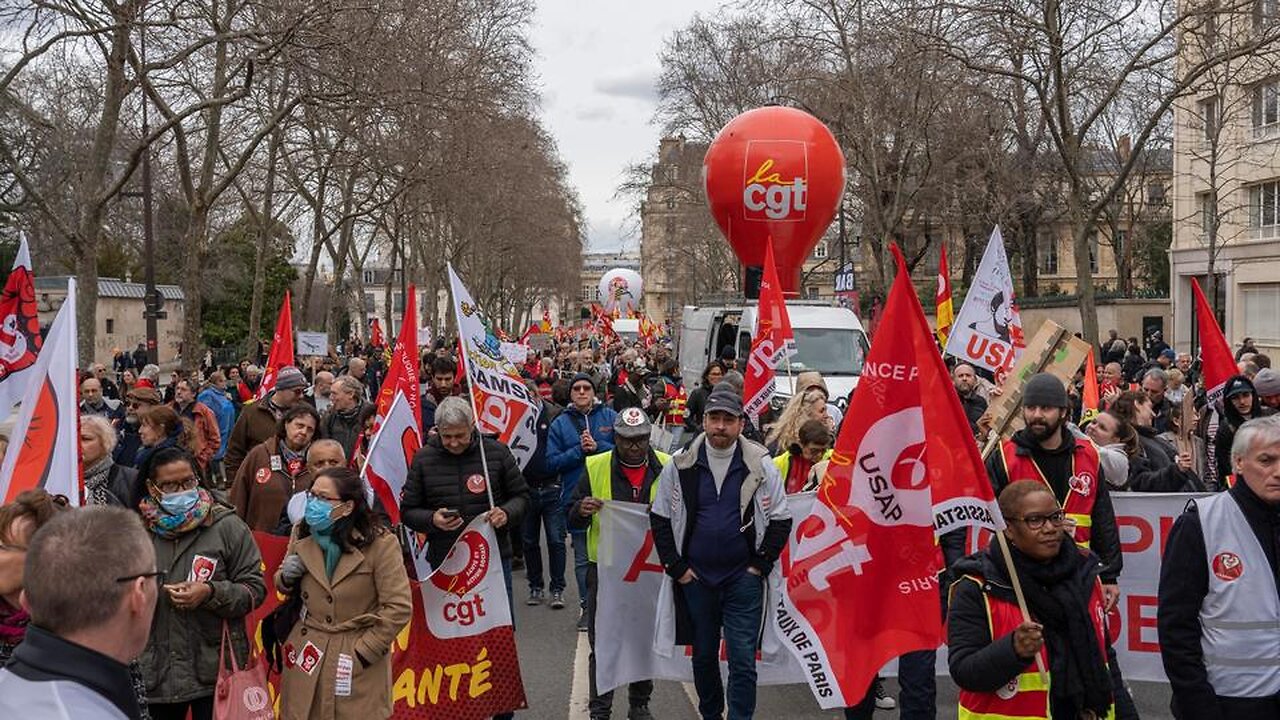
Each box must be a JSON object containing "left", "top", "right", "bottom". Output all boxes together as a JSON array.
[
  {"left": 1128, "top": 427, "right": 1203, "bottom": 492},
  {"left": 401, "top": 431, "right": 529, "bottom": 567},
  {"left": 1213, "top": 375, "right": 1275, "bottom": 482}
]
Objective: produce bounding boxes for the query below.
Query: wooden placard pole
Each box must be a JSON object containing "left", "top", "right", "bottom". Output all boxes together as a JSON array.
[{"left": 976, "top": 321, "right": 1091, "bottom": 684}]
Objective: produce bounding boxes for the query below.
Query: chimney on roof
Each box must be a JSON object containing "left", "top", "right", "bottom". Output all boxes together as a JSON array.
[{"left": 1116, "top": 134, "right": 1132, "bottom": 163}]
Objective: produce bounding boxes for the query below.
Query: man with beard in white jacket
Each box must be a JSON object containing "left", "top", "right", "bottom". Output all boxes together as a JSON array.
[{"left": 649, "top": 388, "right": 792, "bottom": 720}]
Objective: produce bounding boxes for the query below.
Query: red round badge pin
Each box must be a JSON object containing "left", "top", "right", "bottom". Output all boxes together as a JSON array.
[
  {"left": 466, "top": 474, "right": 487, "bottom": 494},
  {"left": 1212, "top": 552, "right": 1243, "bottom": 582},
  {"left": 255, "top": 467, "right": 271, "bottom": 484}
]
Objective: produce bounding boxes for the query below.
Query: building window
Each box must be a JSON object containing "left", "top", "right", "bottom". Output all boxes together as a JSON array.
[
  {"left": 1147, "top": 182, "right": 1167, "bottom": 206},
  {"left": 1115, "top": 229, "right": 1128, "bottom": 250},
  {"left": 1256, "top": 0, "right": 1279, "bottom": 30},
  {"left": 362, "top": 270, "right": 375, "bottom": 285},
  {"left": 1038, "top": 233, "right": 1058, "bottom": 275},
  {"left": 1251, "top": 180, "right": 1280, "bottom": 237},
  {"left": 1199, "top": 96, "right": 1219, "bottom": 141},
  {"left": 805, "top": 286, "right": 820, "bottom": 299},
  {"left": 582, "top": 282, "right": 595, "bottom": 303},
  {"left": 1252, "top": 78, "right": 1279, "bottom": 130},
  {"left": 105, "top": 318, "right": 115, "bottom": 335},
  {"left": 364, "top": 293, "right": 376, "bottom": 311},
  {"left": 1241, "top": 283, "right": 1280, "bottom": 345},
  {"left": 814, "top": 242, "right": 828, "bottom": 259},
  {"left": 1088, "top": 233, "right": 1100, "bottom": 274},
  {"left": 1198, "top": 192, "right": 1214, "bottom": 235}
]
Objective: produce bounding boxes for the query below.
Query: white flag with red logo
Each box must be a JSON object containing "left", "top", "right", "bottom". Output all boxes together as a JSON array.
[
  {"left": 0, "top": 235, "right": 43, "bottom": 415},
  {"left": 777, "top": 245, "right": 1003, "bottom": 708},
  {"left": 255, "top": 291, "right": 295, "bottom": 401},
  {"left": 743, "top": 241, "right": 797, "bottom": 424},
  {"left": 448, "top": 264, "right": 539, "bottom": 468},
  {"left": 375, "top": 284, "right": 420, "bottom": 432},
  {"left": 361, "top": 390, "right": 421, "bottom": 524},
  {"left": 419, "top": 516, "right": 527, "bottom": 717},
  {"left": 0, "top": 279, "right": 80, "bottom": 504},
  {"left": 943, "top": 226, "right": 1025, "bottom": 380}
]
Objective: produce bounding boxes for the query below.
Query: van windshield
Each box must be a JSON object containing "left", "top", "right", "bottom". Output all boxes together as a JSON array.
[{"left": 789, "top": 328, "right": 869, "bottom": 375}]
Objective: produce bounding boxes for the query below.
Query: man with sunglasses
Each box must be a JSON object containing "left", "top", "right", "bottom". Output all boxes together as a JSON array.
[
  {"left": 0, "top": 507, "right": 159, "bottom": 719},
  {"left": 547, "top": 372, "right": 618, "bottom": 630},
  {"left": 114, "top": 387, "right": 163, "bottom": 467}
]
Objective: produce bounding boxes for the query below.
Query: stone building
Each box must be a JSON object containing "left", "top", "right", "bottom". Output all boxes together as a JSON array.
[
  {"left": 36, "top": 276, "right": 186, "bottom": 366},
  {"left": 1169, "top": 4, "right": 1280, "bottom": 354}
]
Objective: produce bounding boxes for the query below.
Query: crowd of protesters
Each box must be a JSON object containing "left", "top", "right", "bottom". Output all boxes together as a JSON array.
[{"left": 0, "top": 321, "right": 1275, "bottom": 719}]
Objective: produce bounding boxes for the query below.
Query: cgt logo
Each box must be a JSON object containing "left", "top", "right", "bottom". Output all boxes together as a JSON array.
[
  {"left": 430, "top": 531, "right": 490, "bottom": 597},
  {"left": 742, "top": 140, "right": 808, "bottom": 222}
]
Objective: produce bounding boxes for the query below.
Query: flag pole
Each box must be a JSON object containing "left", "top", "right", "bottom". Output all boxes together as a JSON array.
[{"left": 456, "top": 338, "right": 498, "bottom": 512}]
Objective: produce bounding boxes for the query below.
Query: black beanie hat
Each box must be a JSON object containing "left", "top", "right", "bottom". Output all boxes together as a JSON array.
[{"left": 1022, "top": 373, "right": 1069, "bottom": 409}]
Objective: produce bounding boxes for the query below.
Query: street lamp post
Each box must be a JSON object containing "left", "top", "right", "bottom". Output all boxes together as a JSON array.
[{"left": 137, "top": 3, "right": 164, "bottom": 365}]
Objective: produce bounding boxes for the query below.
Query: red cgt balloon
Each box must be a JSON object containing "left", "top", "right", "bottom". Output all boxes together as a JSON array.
[{"left": 703, "top": 106, "right": 846, "bottom": 294}]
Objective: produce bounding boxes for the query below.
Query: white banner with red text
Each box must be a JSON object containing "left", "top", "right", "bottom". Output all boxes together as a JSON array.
[{"left": 592, "top": 491, "right": 1188, "bottom": 700}]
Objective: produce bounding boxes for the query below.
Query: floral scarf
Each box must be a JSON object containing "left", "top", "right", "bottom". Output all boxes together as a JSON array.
[{"left": 139, "top": 488, "right": 214, "bottom": 539}]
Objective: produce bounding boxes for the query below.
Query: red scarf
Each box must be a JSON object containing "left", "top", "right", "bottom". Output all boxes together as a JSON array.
[{"left": 0, "top": 598, "right": 30, "bottom": 646}]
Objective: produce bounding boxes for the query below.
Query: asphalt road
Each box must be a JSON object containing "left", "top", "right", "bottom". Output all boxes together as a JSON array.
[{"left": 508, "top": 552, "right": 1176, "bottom": 720}]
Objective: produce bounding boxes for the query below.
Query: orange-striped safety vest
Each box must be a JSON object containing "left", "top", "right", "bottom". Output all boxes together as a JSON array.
[
  {"left": 1000, "top": 437, "right": 1101, "bottom": 549},
  {"left": 955, "top": 575, "right": 1113, "bottom": 720}
]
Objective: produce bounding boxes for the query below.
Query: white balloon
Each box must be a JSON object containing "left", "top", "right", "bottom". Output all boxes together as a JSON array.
[{"left": 598, "top": 268, "right": 643, "bottom": 316}]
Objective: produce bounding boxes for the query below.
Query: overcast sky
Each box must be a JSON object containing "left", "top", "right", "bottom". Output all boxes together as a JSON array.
[{"left": 529, "top": 0, "right": 724, "bottom": 254}]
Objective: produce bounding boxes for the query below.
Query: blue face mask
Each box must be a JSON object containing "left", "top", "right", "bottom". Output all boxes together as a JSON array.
[
  {"left": 305, "top": 496, "right": 337, "bottom": 532},
  {"left": 159, "top": 489, "right": 199, "bottom": 516}
]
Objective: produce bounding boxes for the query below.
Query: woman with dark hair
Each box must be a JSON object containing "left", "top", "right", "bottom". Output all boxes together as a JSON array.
[
  {"left": 230, "top": 403, "right": 321, "bottom": 531},
  {"left": 1109, "top": 390, "right": 1203, "bottom": 492},
  {"left": 948, "top": 480, "right": 1115, "bottom": 719},
  {"left": 138, "top": 447, "right": 263, "bottom": 720},
  {"left": 136, "top": 405, "right": 200, "bottom": 479},
  {"left": 275, "top": 467, "right": 412, "bottom": 720},
  {"left": 683, "top": 360, "right": 726, "bottom": 437}
]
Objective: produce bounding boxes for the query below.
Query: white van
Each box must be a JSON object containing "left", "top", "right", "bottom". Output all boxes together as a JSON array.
[{"left": 678, "top": 302, "right": 870, "bottom": 410}]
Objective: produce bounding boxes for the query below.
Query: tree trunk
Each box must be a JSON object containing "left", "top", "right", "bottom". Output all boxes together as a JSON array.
[
  {"left": 299, "top": 169, "right": 329, "bottom": 318},
  {"left": 180, "top": 207, "right": 210, "bottom": 373},
  {"left": 247, "top": 127, "right": 282, "bottom": 348},
  {"left": 74, "top": 19, "right": 131, "bottom": 364},
  {"left": 1072, "top": 219, "right": 1100, "bottom": 347},
  {"left": 1018, "top": 216, "right": 1039, "bottom": 297}
]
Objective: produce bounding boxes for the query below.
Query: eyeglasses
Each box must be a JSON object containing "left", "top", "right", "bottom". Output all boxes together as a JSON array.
[
  {"left": 116, "top": 570, "right": 165, "bottom": 585},
  {"left": 1007, "top": 511, "right": 1066, "bottom": 530},
  {"left": 153, "top": 476, "right": 199, "bottom": 494},
  {"left": 571, "top": 385, "right": 594, "bottom": 392},
  {"left": 305, "top": 489, "right": 341, "bottom": 503}
]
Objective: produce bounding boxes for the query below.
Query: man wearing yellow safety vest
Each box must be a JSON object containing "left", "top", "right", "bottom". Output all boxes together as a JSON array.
[
  {"left": 1158, "top": 415, "right": 1280, "bottom": 719},
  {"left": 569, "top": 406, "right": 670, "bottom": 720},
  {"left": 773, "top": 419, "right": 834, "bottom": 494},
  {"left": 974, "top": 372, "right": 1136, "bottom": 718}
]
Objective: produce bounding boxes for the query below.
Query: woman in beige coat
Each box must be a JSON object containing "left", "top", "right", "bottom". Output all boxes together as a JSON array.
[{"left": 275, "top": 467, "right": 412, "bottom": 720}]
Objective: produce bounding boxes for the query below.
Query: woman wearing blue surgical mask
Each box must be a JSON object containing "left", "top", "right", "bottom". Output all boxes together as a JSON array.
[
  {"left": 275, "top": 467, "right": 411, "bottom": 720},
  {"left": 137, "top": 447, "right": 265, "bottom": 720}
]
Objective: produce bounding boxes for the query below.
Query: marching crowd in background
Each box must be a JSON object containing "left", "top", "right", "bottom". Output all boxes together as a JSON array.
[{"left": 0, "top": 321, "right": 1276, "bottom": 720}]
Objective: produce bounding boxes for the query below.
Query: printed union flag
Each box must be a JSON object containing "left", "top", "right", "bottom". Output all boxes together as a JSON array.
[
  {"left": 376, "top": 284, "right": 420, "bottom": 432},
  {"left": 777, "top": 245, "right": 1002, "bottom": 708},
  {"left": 742, "top": 240, "right": 796, "bottom": 424},
  {"left": 0, "top": 234, "right": 43, "bottom": 414},
  {"left": 448, "top": 264, "right": 540, "bottom": 468},
  {"left": 0, "top": 278, "right": 79, "bottom": 504}
]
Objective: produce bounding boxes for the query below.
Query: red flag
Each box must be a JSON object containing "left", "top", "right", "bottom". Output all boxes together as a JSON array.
[
  {"left": 935, "top": 244, "right": 954, "bottom": 348},
  {"left": 1192, "top": 278, "right": 1235, "bottom": 401},
  {"left": 375, "top": 284, "right": 420, "bottom": 432},
  {"left": 370, "top": 317, "right": 386, "bottom": 348},
  {"left": 255, "top": 291, "right": 294, "bottom": 401},
  {"left": 778, "top": 244, "right": 1003, "bottom": 709},
  {"left": 1083, "top": 347, "right": 1100, "bottom": 415},
  {"left": 0, "top": 235, "right": 43, "bottom": 412},
  {"left": 743, "top": 241, "right": 796, "bottom": 424}
]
